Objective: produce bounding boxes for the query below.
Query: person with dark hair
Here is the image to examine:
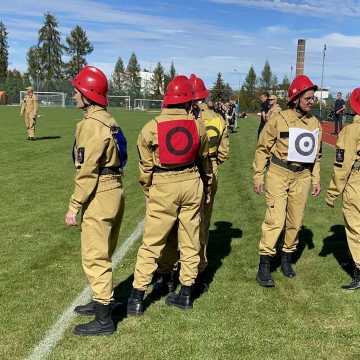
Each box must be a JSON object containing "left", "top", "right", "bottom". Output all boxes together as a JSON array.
[
  {"left": 333, "top": 92, "right": 346, "bottom": 135},
  {"left": 253, "top": 75, "right": 322, "bottom": 288},
  {"left": 326, "top": 87, "right": 360, "bottom": 290},
  {"left": 257, "top": 92, "right": 270, "bottom": 138},
  {"left": 65, "top": 66, "right": 126, "bottom": 336}
]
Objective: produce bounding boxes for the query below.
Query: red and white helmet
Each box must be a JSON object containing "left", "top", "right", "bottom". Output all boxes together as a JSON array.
[
  {"left": 350, "top": 88, "right": 360, "bottom": 115},
  {"left": 189, "top": 74, "right": 209, "bottom": 101},
  {"left": 71, "top": 66, "right": 108, "bottom": 107},
  {"left": 163, "top": 75, "right": 194, "bottom": 106},
  {"left": 288, "top": 75, "right": 318, "bottom": 103}
]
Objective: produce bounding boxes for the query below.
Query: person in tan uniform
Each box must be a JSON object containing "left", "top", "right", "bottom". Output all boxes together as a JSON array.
[
  {"left": 253, "top": 75, "right": 322, "bottom": 287},
  {"left": 266, "top": 95, "right": 282, "bottom": 122},
  {"left": 65, "top": 66, "right": 126, "bottom": 336},
  {"left": 154, "top": 75, "right": 230, "bottom": 293},
  {"left": 20, "top": 86, "right": 38, "bottom": 140},
  {"left": 127, "top": 75, "right": 212, "bottom": 315},
  {"left": 326, "top": 88, "right": 360, "bottom": 290}
]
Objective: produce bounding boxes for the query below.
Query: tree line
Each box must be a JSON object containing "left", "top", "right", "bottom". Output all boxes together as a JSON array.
[{"left": 0, "top": 13, "right": 177, "bottom": 104}]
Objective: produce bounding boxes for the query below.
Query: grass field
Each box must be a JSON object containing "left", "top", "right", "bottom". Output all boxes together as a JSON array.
[{"left": 1, "top": 106, "right": 359, "bottom": 360}]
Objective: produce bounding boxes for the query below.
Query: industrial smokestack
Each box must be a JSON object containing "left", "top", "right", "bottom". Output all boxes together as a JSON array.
[{"left": 296, "top": 39, "right": 306, "bottom": 76}]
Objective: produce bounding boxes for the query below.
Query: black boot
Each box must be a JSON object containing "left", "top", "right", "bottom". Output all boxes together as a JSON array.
[
  {"left": 74, "top": 300, "right": 97, "bottom": 316},
  {"left": 166, "top": 285, "right": 192, "bottom": 310},
  {"left": 342, "top": 267, "right": 360, "bottom": 290},
  {"left": 194, "top": 271, "right": 209, "bottom": 294},
  {"left": 281, "top": 252, "right": 296, "bottom": 278},
  {"left": 127, "top": 289, "right": 145, "bottom": 316},
  {"left": 256, "top": 255, "right": 275, "bottom": 287},
  {"left": 153, "top": 272, "right": 177, "bottom": 295},
  {"left": 73, "top": 302, "right": 115, "bottom": 336}
]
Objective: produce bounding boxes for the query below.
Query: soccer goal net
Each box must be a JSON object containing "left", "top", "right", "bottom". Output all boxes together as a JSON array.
[
  {"left": 108, "top": 95, "right": 131, "bottom": 110},
  {"left": 133, "top": 98, "right": 162, "bottom": 111},
  {"left": 20, "top": 91, "right": 66, "bottom": 107}
]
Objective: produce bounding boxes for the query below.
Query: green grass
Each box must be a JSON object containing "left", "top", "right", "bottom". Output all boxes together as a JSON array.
[{"left": 0, "top": 107, "right": 358, "bottom": 360}]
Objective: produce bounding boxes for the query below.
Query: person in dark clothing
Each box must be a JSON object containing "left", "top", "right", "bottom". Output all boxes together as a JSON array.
[
  {"left": 257, "top": 92, "right": 270, "bottom": 139},
  {"left": 333, "top": 92, "right": 346, "bottom": 135}
]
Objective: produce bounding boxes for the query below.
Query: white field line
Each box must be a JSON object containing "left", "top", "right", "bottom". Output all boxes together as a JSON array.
[{"left": 26, "top": 219, "right": 144, "bottom": 360}]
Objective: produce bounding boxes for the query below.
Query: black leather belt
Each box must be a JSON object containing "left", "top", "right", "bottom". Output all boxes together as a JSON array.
[
  {"left": 153, "top": 163, "right": 196, "bottom": 173},
  {"left": 271, "top": 155, "right": 310, "bottom": 173},
  {"left": 99, "top": 167, "right": 121, "bottom": 175}
]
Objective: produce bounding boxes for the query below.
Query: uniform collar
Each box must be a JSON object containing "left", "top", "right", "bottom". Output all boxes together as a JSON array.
[
  {"left": 161, "top": 108, "right": 189, "bottom": 116},
  {"left": 199, "top": 103, "right": 208, "bottom": 111},
  {"left": 353, "top": 115, "right": 360, "bottom": 124},
  {"left": 84, "top": 105, "right": 104, "bottom": 118},
  {"left": 291, "top": 108, "right": 312, "bottom": 123}
]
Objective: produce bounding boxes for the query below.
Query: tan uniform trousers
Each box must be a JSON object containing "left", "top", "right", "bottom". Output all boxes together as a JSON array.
[
  {"left": 259, "top": 163, "right": 312, "bottom": 256},
  {"left": 24, "top": 113, "right": 36, "bottom": 138},
  {"left": 343, "top": 170, "right": 360, "bottom": 267},
  {"left": 157, "top": 171, "right": 219, "bottom": 274},
  {"left": 133, "top": 176, "right": 203, "bottom": 290},
  {"left": 81, "top": 176, "right": 124, "bottom": 305}
]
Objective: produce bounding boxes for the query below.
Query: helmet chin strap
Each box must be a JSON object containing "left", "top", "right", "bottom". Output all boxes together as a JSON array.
[{"left": 295, "top": 98, "right": 307, "bottom": 116}]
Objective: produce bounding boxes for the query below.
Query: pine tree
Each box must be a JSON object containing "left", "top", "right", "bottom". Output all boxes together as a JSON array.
[
  {"left": 164, "top": 61, "right": 176, "bottom": 91},
  {"left": 110, "top": 57, "right": 126, "bottom": 95},
  {"left": 280, "top": 75, "right": 290, "bottom": 90},
  {"left": 242, "top": 66, "right": 257, "bottom": 97},
  {"left": 151, "top": 62, "right": 164, "bottom": 99},
  {"left": 38, "top": 12, "right": 64, "bottom": 84},
  {"left": 0, "top": 22, "right": 9, "bottom": 83},
  {"left": 224, "top": 83, "right": 234, "bottom": 102},
  {"left": 65, "top": 25, "right": 93, "bottom": 78},
  {"left": 26, "top": 46, "right": 42, "bottom": 90},
  {"left": 260, "top": 60, "right": 272, "bottom": 91},
  {"left": 125, "top": 52, "right": 141, "bottom": 99},
  {"left": 4, "top": 69, "right": 26, "bottom": 103},
  {"left": 211, "top": 72, "right": 226, "bottom": 102}
]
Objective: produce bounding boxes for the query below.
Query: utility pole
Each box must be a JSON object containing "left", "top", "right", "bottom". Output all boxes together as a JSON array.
[{"left": 320, "top": 44, "right": 327, "bottom": 120}]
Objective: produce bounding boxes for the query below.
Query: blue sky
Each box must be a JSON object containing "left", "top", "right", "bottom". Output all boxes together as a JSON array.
[{"left": 1, "top": 0, "right": 360, "bottom": 93}]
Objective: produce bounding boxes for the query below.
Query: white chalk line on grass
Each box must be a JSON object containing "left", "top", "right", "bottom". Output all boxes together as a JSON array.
[{"left": 26, "top": 219, "right": 144, "bottom": 360}]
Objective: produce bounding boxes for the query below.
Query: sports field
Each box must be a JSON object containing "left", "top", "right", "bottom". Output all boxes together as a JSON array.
[{"left": 1, "top": 106, "right": 359, "bottom": 360}]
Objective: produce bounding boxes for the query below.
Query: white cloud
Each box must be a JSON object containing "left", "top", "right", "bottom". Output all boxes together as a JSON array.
[
  {"left": 209, "top": 0, "right": 360, "bottom": 17},
  {"left": 308, "top": 33, "right": 360, "bottom": 50}
]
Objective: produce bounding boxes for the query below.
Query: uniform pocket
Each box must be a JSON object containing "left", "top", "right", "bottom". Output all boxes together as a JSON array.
[
  {"left": 96, "top": 175, "right": 122, "bottom": 193},
  {"left": 264, "top": 199, "right": 275, "bottom": 226}
]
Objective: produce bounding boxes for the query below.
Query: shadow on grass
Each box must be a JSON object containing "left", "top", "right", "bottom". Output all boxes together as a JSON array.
[
  {"left": 193, "top": 221, "right": 242, "bottom": 299},
  {"left": 319, "top": 224, "right": 353, "bottom": 276},
  {"left": 112, "top": 274, "right": 134, "bottom": 326},
  {"left": 35, "top": 136, "right": 61, "bottom": 140},
  {"left": 271, "top": 226, "right": 315, "bottom": 272}
]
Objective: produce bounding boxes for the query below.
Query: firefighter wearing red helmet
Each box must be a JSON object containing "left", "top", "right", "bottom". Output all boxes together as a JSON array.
[
  {"left": 127, "top": 75, "right": 212, "bottom": 314},
  {"left": 65, "top": 66, "right": 127, "bottom": 336},
  {"left": 326, "top": 87, "right": 360, "bottom": 290},
  {"left": 253, "top": 75, "right": 322, "bottom": 287},
  {"left": 155, "top": 74, "right": 230, "bottom": 291}
]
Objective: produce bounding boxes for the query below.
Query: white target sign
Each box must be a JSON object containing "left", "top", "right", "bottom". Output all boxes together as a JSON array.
[{"left": 287, "top": 127, "right": 319, "bottom": 163}]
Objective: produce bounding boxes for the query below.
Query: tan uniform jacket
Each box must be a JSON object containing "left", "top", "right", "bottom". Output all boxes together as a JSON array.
[
  {"left": 199, "top": 103, "right": 230, "bottom": 172},
  {"left": 253, "top": 109, "right": 322, "bottom": 186},
  {"left": 69, "top": 105, "right": 121, "bottom": 214},
  {"left": 266, "top": 103, "right": 282, "bottom": 122},
  {"left": 137, "top": 108, "right": 212, "bottom": 198},
  {"left": 20, "top": 94, "right": 38, "bottom": 119},
  {"left": 326, "top": 116, "right": 360, "bottom": 205}
]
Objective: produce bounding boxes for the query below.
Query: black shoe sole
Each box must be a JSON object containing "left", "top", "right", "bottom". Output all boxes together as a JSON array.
[
  {"left": 281, "top": 271, "right": 296, "bottom": 278},
  {"left": 74, "top": 310, "right": 96, "bottom": 316},
  {"left": 341, "top": 285, "right": 360, "bottom": 290},
  {"left": 73, "top": 328, "right": 115, "bottom": 336},
  {"left": 165, "top": 298, "right": 192, "bottom": 310},
  {"left": 256, "top": 275, "right": 275, "bottom": 288}
]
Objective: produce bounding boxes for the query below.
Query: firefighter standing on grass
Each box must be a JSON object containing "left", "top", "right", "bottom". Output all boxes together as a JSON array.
[
  {"left": 326, "top": 88, "right": 360, "bottom": 290},
  {"left": 253, "top": 75, "right": 322, "bottom": 287},
  {"left": 65, "top": 66, "right": 126, "bottom": 336},
  {"left": 127, "top": 75, "right": 212, "bottom": 315},
  {"left": 20, "top": 86, "right": 38, "bottom": 140},
  {"left": 154, "top": 74, "right": 230, "bottom": 292}
]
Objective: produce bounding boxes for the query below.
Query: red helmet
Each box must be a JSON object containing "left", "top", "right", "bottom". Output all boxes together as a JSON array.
[
  {"left": 163, "top": 75, "right": 193, "bottom": 106},
  {"left": 288, "top": 75, "right": 318, "bottom": 103},
  {"left": 189, "top": 74, "right": 209, "bottom": 101},
  {"left": 350, "top": 88, "right": 360, "bottom": 115},
  {"left": 71, "top": 66, "right": 108, "bottom": 106}
]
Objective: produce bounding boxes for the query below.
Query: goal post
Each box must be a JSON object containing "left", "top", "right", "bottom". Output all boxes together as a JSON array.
[
  {"left": 108, "top": 95, "right": 131, "bottom": 110},
  {"left": 133, "top": 98, "right": 162, "bottom": 111},
  {"left": 20, "top": 91, "right": 66, "bottom": 107}
]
